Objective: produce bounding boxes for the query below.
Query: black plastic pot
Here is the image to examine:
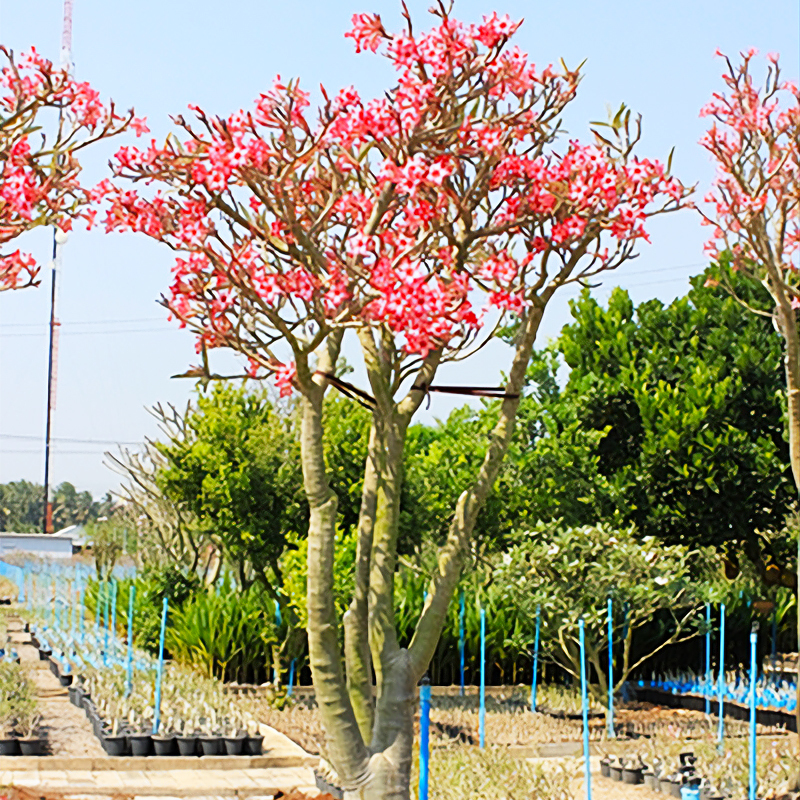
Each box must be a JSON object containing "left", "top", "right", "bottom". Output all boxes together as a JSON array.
[
  {"left": 315, "top": 770, "right": 344, "bottom": 800},
  {"left": 152, "top": 735, "right": 176, "bottom": 756},
  {"left": 58, "top": 671, "right": 73, "bottom": 687},
  {"left": 102, "top": 735, "right": 128, "bottom": 757},
  {"left": 223, "top": 735, "right": 246, "bottom": 756},
  {"left": 129, "top": 734, "right": 153, "bottom": 757},
  {"left": 643, "top": 772, "right": 656, "bottom": 790},
  {"left": 600, "top": 758, "right": 611, "bottom": 778},
  {"left": 38, "top": 649, "right": 51, "bottom": 661},
  {"left": 199, "top": 736, "right": 222, "bottom": 756},
  {"left": 622, "top": 767, "right": 643, "bottom": 785},
  {"left": 176, "top": 735, "right": 198, "bottom": 756},
  {"left": 0, "top": 737, "right": 20, "bottom": 756},
  {"left": 19, "top": 738, "right": 45, "bottom": 756},
  {"left": 609, "top": 764, "right": 623, "bottom": 782},
  {"left": 67, "top": 686, "right": 80, "bottom": 706},
  {"left": 244, "top": 734, "right": 263, "bottom": 756}
]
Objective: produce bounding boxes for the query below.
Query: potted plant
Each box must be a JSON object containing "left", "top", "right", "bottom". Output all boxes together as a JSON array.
[
  {"left": 101, "top": 717, "right": 128, "bottom": 757},
  {"left": 0, "top": 663, "right": 21, "bottom": 755},
  {"left": 13, "top": 668, "right": 44, "bottom": 756},
  {"left": 622, "top": 758, "right": 645, "bottom": 785},
  {"left": 223, "top": 714, "right": 246, "bottom": 756},
  {"left": 152, "top": 716, "right": 177, "bottom": 757},
  {"left": 176, "top": 717, "right": 199, "bottom": 757}
]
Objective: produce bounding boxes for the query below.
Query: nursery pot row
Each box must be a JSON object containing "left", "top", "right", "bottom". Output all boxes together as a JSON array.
[
  {"left": 0, "top": 737, "right": 46, "bottom": 756},
  {"left": 97, "top": 731, "right": 264, "bottom": 757},
  {"left": 71, "top": 683, "right": 263, "bottom": 757}
]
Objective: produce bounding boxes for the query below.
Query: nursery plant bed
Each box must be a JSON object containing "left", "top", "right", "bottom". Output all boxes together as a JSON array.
[{"left": 635, "top": 686, "right": 798, "bottom": 733}]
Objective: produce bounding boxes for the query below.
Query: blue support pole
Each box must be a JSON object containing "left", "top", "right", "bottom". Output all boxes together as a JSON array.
[
  {"left": 459, "top": 590, "right": 465, "bottom": 697},
  {"left": 273, "top": 600, "right": 282, "bottom": 684},
  {"left": 579, "top": 618, "right": 593, "bottom": 800},
  {"left": 771, "top": 609, "right": 778, "bottom": 685},
  {"left": 607, "top": 597, "right": 614, "bottom": 738},
  {"left": 287, "top": 658, "right": 296, "bottom": 697},
  {"left": 126, "top": 584, "right": 136, "bottom": 698},
  {"left": 110, "top": 580, "right": 118, "bottom": 652},
  {"left": 79, "top": 583, "right": 85, "bottom": 645},
  {"left": 479, "top": 606, "right": 486, "bottom": 748},
  {"left": 705, "top": 603, "right": 711, "bottom": 714},
  {"left": 418, "top": 675, "right": 431, "bottom": 800},
  {"left": 531, "top": 604, "right": 541, "bottom": 713},
  {"left": 103, "top": 580, "right": 110, "bottom": 667},
  {"left": 152, "top": 597, "right": 169, "bottom": 735},
  {"left": 748, "top": 623, "right": 758, "bottom": 800},
  {"left": 718, "top": 603, "right": 726, "bottom": 744}
]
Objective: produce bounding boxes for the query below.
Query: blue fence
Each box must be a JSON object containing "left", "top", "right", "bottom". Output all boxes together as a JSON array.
[{"left": 0, "top": 560, "right": 25, "bottom": 601}]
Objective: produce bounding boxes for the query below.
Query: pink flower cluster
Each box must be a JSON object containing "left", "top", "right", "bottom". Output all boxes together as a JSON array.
[
  {"left": 99, "top": 8, "right": 687, "bottom": 398},
  {"left": 700, "top": 50, "right": 800, "bottom": 265},
  {"left": 0, "top": 46, "right": 140, "bottom": 291}
]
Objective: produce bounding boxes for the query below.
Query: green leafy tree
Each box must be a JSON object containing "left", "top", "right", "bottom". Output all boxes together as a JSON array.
[
  {"left": 510, "top": 277, "right": 795, "bottom": 579},
  {"left": 156, "top": 383, "right": 305, "bottom": 597}
]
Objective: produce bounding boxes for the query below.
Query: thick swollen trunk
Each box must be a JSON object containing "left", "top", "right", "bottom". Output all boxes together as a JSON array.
[
  {"left": 773, "top": 291, "right": 800, "bottom": 767},
  {"left": 302, "top": 387, "right": 370, "bottom": 785}
]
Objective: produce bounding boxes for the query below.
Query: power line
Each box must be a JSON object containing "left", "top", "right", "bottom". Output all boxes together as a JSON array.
[
  {"left": 0, "top": 326, "right": 177, "bottom": 339},
  {"left": 0, "top": 317, "right": 166, "bottom": 329},
  {"left": 0, "top": 433, "right": 140, "bottom": 445}
]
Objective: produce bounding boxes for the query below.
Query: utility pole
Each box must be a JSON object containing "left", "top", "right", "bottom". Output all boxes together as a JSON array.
[{"left": 42, "top": 0, "right": 74, "bottom": 534}]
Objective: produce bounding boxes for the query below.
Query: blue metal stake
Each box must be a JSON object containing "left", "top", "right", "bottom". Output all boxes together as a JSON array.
[
  {"left": 579, "top": 619, "right": 593, "bottom": 800},
  {"left": 771, "top": 609, "right": 778, "bottom": 685},
  {"left": 749, "top": 623, "right": 758, "bottom": 800},
  {"left": 152, "top": 597, "right": 169, "bottom": 735},
  {"left": 705, "top": 603, "right": 711, "bottom": 714},
  {"left": 718, "top": 603, "right": 726, "bottom": 744},
  {"left": 287, "top": 658, "right": 296, "bottom": 697},
  {"left": 459, "top": 590, "right": 465, "bottom": 697},
  {"left": 79, "top": 583, "right": 85, "bottom": 645},
  {"left": 479, "top": 606, "right": 486, "bottom": 748},
  {"left": 126, "top": 584, "right": 136, "bottom": 698},
  {"left": 110, "top": 580, "right": 118, "bottom": 652},
  {"left": 103, "top": 580, "right": 110, "bottom": 667},
  {"left": 531, "top": 604, "right": 541, "bottom": 713},
  {"left": 419, "top": 675, "right": 431, "bottom": 800},
  {"left": 273, "top": 600, "right": 282, "bottom": 684},
  {"left": 607, "top": 597, "right": 614, "bottom": 738}
]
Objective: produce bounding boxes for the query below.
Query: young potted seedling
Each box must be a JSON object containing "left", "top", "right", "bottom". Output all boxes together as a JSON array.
[
  {"left": 102, "top": 716, "right": 128, "bottom": 757},
  {"left": 0, "top": 664, "right": 20, "bottom": 755},
  {"left": 176, "top": 716, "right": 199, "bottom": 757},
  {"left": 243, "top": 716, "right": 263, "bottom": 756},
  {"left": 152, "top": 713, "right": 177, "bottom": 757},
  {"left": 223, "top": 712, "right": 246, "bottom": 756}
]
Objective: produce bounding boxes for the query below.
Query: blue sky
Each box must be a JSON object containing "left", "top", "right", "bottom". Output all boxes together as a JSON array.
[{"left": 0, "top": 0, "right": 798, "bottom": 498}]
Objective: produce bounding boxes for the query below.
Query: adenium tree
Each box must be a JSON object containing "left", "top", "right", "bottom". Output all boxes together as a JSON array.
[
  {"left": 0, "top": 45, "right": 143, "bottom": 291},
  {"left": 100, "top": 7, "right": 688, "bottom": 798},
  {"left": 700, "top": 49, "right": 800, "bottom": 747}
]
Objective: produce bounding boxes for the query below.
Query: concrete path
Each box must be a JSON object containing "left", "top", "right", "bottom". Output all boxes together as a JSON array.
[{"left": 0, "top": 765, "right": 317, "bottom": 798}]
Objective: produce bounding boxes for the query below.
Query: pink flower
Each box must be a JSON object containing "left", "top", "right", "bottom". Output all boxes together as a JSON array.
[
  {"left": 130, "top": 117, "right": 150, "bottom": 137},
  {"left": 273, "top": 361, "right": 297, "bottom": 397}
]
